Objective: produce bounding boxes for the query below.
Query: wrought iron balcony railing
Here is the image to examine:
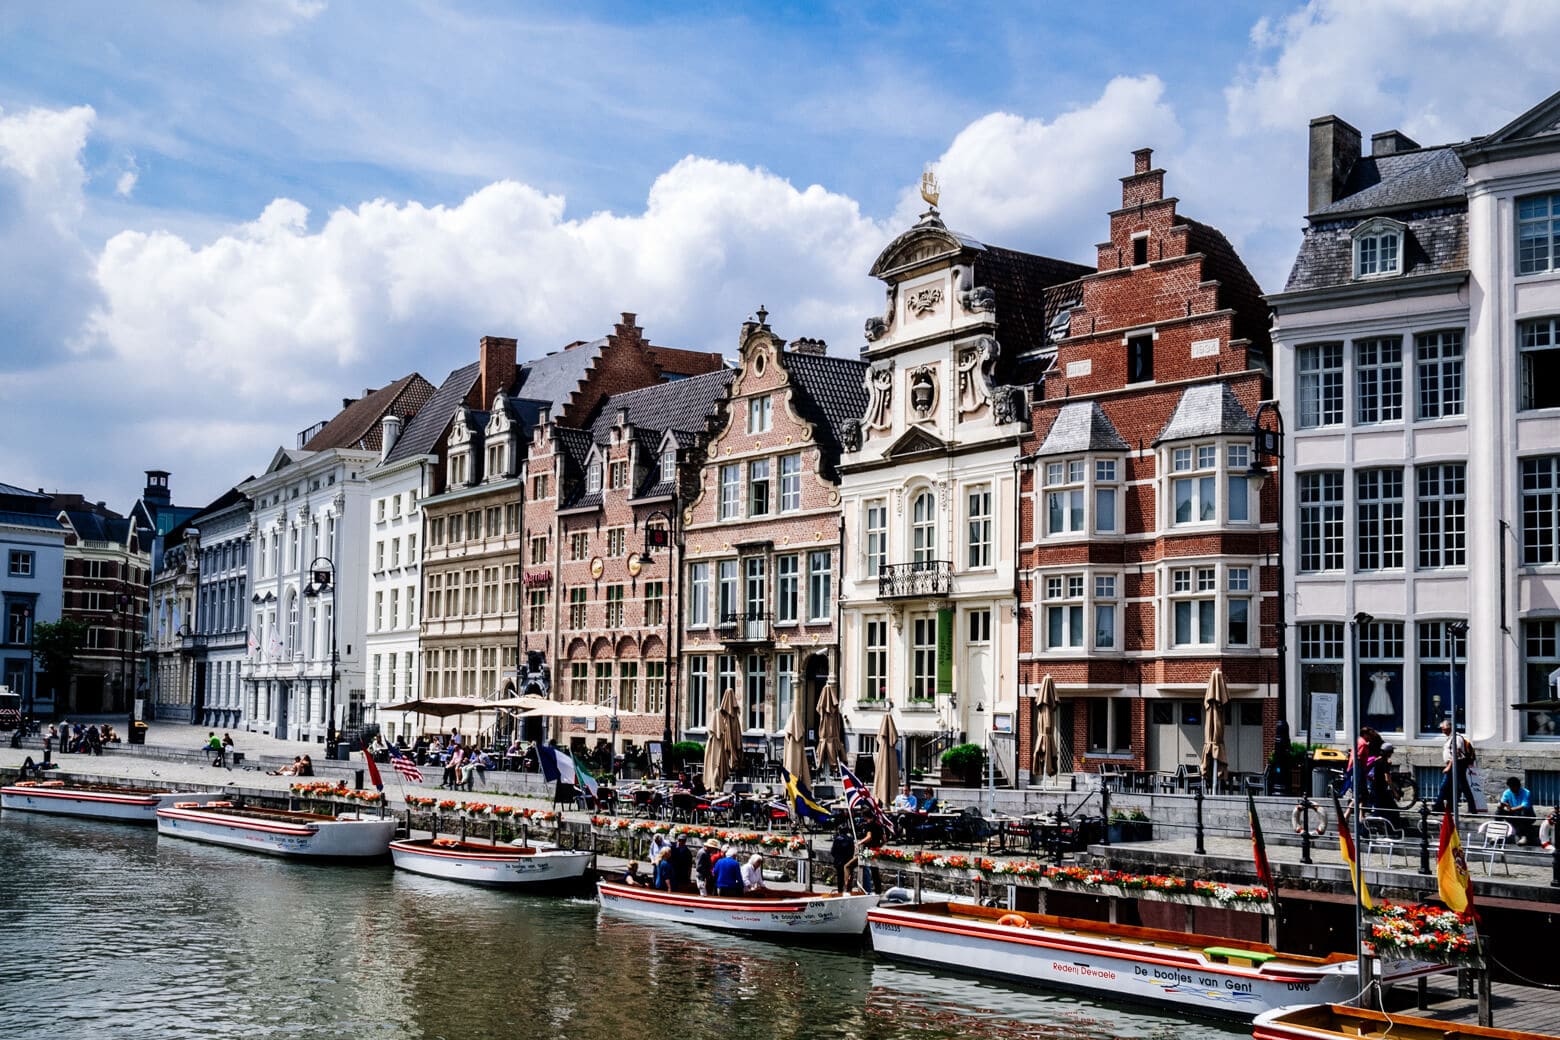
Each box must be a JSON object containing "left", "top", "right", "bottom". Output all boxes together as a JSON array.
[
  {"left": 878, "top": 560, "right": 952, "bottom": 600},
  {"left": 717, "top": 610, "right": 773, "bottom": 644}
]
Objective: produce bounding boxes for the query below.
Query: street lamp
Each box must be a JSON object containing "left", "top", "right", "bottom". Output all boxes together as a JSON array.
[
  {"left": 1248, "top": 400, "right": 1288, "bottom": 791},
  {"left": 1447, "top": 620, "right": 1469, "bottom": 826},
  {"left": 303, "top": 557, "right": 338, "bottom": 756}
]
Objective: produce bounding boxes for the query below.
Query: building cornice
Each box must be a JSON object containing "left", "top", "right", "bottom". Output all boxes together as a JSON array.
[{"left": 1264, "top": 270, "right": 1468, "bottom": 313}]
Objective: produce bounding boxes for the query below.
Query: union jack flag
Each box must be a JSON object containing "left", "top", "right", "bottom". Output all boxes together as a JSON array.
[
  {"left": 387, "top": 746, "right": 424, "bottom": 784},
  {"left": 839, "top": 763, "right": 890, "bottom": 831}
]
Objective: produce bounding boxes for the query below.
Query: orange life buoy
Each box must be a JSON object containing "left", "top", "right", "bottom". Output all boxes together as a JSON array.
[
  {"left": 1541, "top": 814, "right": 1554, "bottom": 851},
  {"left": 997, "top": 913, "right": 1031, "bottom": 929},
  {"left": 1291, "top": 799, "right": 1328, "bottom": 835}
]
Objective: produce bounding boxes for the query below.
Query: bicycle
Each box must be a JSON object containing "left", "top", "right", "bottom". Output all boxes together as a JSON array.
[{"left": 1326, "top": 764, "right": 1421, "bottom": 821}]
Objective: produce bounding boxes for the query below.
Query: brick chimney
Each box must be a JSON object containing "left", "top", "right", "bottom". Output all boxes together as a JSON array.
[
  {"left": 789, "top": 337, "right": 828, "bottom": 356},
  {"left": 1121, "top": 148, "right": 1164, "bottom": 207},
  {"left": 478, "top": 336, "right": 517, "bottom": 409},
  {"left": 1308, "top": 115, "right": 1361, "bottom": 213}
]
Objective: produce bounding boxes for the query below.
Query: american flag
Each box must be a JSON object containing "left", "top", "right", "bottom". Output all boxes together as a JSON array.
[
  {"left": 839, "top": 763, "right": 890, "bottom": 831},
  {"left": 387, "top": 746, "right": 424, "bottom": 784}
]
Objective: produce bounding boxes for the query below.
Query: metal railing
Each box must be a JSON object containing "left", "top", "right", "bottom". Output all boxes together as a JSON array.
[
  {"left": 717, "top": 610, "right": 772, "bottom": 643},
  {"left": 879, "top": 560, "right": 952, "bottom": 599}
]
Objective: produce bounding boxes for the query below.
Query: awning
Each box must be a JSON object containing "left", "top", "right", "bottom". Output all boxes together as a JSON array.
[
  {"left": 1511, "top": 700, "right": 1560, "bottom": 712},
  {"left": 378, "top": 697, "right": 509, "bottom": 718},
  {"left": 514, "top": 699, "right": 618, "bottom": 720}
]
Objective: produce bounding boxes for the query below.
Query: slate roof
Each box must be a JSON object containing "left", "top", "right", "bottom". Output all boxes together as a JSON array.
[
  {"left": 384, "top": 362, "right": 480, "bottom": 465},
  {"left": 515, "top": 340, "right": 606, "bottom": 414},
  {"left": 0, "top": 510, "right": 66, "bottom": 531},
  {"left": 62, "top": 510, "right": 137, "bottom": 546},
  {"left": 977, "top": 245, "right": 1095, "bottom": 361},
  {"left": 1313, "top": 147, "right": 1467, "bottom": 217},
  {"left": 1036, "top": 401, "right": 1129, "bottom": 457},
  {"left": 1154, "top": 383, "right": 1254, "bottom": 445},
  {"left": 0, "top": 482, "right": 47, "bottom": 500},
  {"left": 1182, "top": 218, "right": 1271, "bottom": 357},
  {"left": 777, "top": 351, "right": 869, "bottom": 470},
  {"left": 586, "top": 369, "right": 735, "bottom": 443},
  {"left": 303, "top": 373, "right": 435, "bottom": 452},
  {"left": 188, "top": 486, "right": 249, "bottom": 526},
  {"left": 1285, "top": 207, "right": 1468, "bottom": 293}
]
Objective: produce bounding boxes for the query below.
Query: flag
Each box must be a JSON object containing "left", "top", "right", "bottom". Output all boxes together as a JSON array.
[
  {"left": 387, "top": 746, "right": 423, "bottom": 784},
  {"left": 839, "top": 763, "right": 890, "bottom": 830},
  {"left": 1437, "top": 811, "right": 1475, "bottom": 914},
  {"left": 1333, "top": 794, "right": 1373, "bottom": 910},
  {"left": 246, "top": 628, "right": 259, "bottom": 658},
  {"left": 781, "top": 766, "right": 833, "bottom": 823},
  {"left": 1246, "top": 790, "right": 1275, "bottom": 891},
  {"left": 362, "top": 747, "right": 383, "bottom": 792},
  {"left": 570, "top": 754, "right": 599, "bottom": 799},
  {"left": 537, "top": 745, "right": 577, "bottom": 786}
]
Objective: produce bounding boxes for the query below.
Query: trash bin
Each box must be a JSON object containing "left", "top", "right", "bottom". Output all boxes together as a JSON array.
[
  {"left": 1310, "top": 747, "right": 1346, "bottom": 798},
  {"left": 128, "top": 721, "right": 148, "bottom": 745},
  {"left": 1311, "top": 765, "right": 1332, "bottom": 798}
]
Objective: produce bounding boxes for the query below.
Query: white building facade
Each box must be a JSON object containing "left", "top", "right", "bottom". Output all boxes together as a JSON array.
[{"left": 363, "top": 421, "right": 428, "bottom": 739}]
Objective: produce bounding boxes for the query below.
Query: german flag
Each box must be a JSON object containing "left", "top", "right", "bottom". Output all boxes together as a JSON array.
[{"left": 1333, "top": 794, "right": 1373, "bottom": 910}]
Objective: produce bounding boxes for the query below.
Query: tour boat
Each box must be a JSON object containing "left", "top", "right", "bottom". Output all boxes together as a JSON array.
[
  {"left": 0, "top": 780, "right": 227, "bottom": 823},
  {"left": 868, "top": 901, "right": 1370, "bottom": 1019},
  {"left": 389, "top": 837, "right": 593, "bottom": 887},
  {"left": 597, "top": 879, "right": 876, "bottom": 939},
  {"left": 1254, "top": 1004, "right": 1540, "bottom": 1040},
  {"left": 155, "top": 801, "right": 396, "bottom": 858}
]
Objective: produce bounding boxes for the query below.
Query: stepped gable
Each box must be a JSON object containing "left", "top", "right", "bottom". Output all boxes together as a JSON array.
[
  {"left": 384, "top": 362, "right": 480, "bottom": 465},
  {"left": 1182, "top": 217, "right": 1272, "bottom": 360},
  {"left": 303, "top": 373, "right": 435, "bottom": 452},
  {"left": 514, "top": 338, "right": 606, "bottom": 417}
]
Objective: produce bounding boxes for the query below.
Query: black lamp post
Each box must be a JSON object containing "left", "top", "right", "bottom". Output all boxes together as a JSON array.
[
  {"left": 303, "top": 557, "right": 338, "bottom": 755},
  {"left": 1447, "top": 620, "right": 1469, "bottom": 826},
  {"left": 1248, "top": 401, "right": 1288, "bottom": 790}
]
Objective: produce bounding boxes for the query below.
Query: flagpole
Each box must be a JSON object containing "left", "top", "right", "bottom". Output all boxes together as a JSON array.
[{"left": 1349, "top": 612, "right": 1372, "bottom": 1005}]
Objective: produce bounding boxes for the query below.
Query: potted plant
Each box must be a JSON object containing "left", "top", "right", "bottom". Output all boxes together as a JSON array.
[
  {"left": 1108, "top": 808, "right": 1152, "bottom": 842},
  {"left": 940, "top": 743, "right": 985, "bottom": 786}
]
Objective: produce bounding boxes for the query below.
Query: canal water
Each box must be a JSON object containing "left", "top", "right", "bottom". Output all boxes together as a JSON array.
[{"left": 0, "top": 814, "right": 1247, "bottom": 1040}]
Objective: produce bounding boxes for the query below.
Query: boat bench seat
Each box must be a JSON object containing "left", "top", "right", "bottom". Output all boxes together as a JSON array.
[{"left": 1202, "top": 946, "right": 1274, "bottom": 965}]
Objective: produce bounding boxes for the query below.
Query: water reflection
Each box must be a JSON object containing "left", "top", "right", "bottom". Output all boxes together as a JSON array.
[{"left": 2, "top": 813, "right": 1245, "bottom": 1040}]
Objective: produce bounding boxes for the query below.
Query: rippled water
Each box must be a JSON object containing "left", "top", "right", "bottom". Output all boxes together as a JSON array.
[{"left": 0, "top": 813, "right": 1246, "bottom": 1040}]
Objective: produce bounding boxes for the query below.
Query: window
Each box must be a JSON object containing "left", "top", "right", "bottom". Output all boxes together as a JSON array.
[
  {"left": 687, "top": 656, "right": 709, "bottom": 730},
  {"left": 910, "top": 616, "right": 937, "bottom": 702},
  {"left": 1354, "top": 227, "right": 1401, "bottom": 277},
  {"left": 1227, "top": 567, "right": 1251, "bottom": 646},
  {"left": 743, "top": 557, "right": 766, "bottom": 633},
  {"left": 1518, "top": 192, "right": 1560, "bottom": 275},
  {"left": 530, "top": 535, "right": 549, "bottom": 566},
  {"left": 719, "top": 464, "right": 740, "bottom": 520},
  {"left": 967, "top": 608, "right": 991, "bottom": 644},
  {"left": 429, "top": 517, "right": 444, "bottom": 545},
  {"left": 1297, "top": 343, "right": 1344, "bottom": 428},
  {"left": 487, "top": 443, "right": 507, "bottom": 479},
  {"left": 745, "top": 654, "right": 766, "bottom": 730},
  {"left": 1359, "top": 620, "right": 1406, "bottom": 732},
  {"left": 864, "top": 500, "right": 887, "bottom": 578},
  {"left": 569, "top": 531, "right": 589, "bottom": 561},
  {"left": 1299, "top": 471, "right": 1345, "bottom": 572},
  {"left": 617, "top": 661, "right": 637, "bottom": 712},
  {"left": 605, "top": 585, "right": 625, "bottom": 628},
  {"left": 585, "top": 461, "right": 602, "bottom": 495},
  {"left": 1417, "top": 463, "right": 1466, "bottom": 568},
  {"left": 528, "top": 588, "right": 547, "bottom": 632},
  {"left": 376, "top": 498, "right": 386, "bottom": 522},
  {"left": 1045, "top": 575, "right": 1085, "bottom": 649},
  {"left": 390, "top": 538, "right": 401, "bottom": 568},
  {"left": 449, "top": 453, "right": 468, "bottom": 486},
  {"left": 644, "top": 660, "right": 666, "bottom": 716},
  {"left": 1094, "top": 575, "right": 1117, "bottom": 649},
  {"left": 8, "top": 551, "right": 33, "bottom": 577},
  {"left": 1523, "top": 457, "right": 1560, "bottom": 564},
  {"left": 607, "top": 527, "right": 625, "bottom": 557},
  {"left": 1357, "top": 469, "right": 1405, "bottom": 571},
  {"left": 425, "top": 574, "right": 442, "bottom": 619},
  {"left": 1521, "top": 621, "right": 1560, "bottom": 739},
  {"left": 569, "top": 661, "right": 588, "bottom": 701},
  {"left": 463, "top": 568, "right": 480, "bottom": 615},
  {"left": 375, "top": 541, "right": 385, "bottom": 571},
  {"left": 1355, "top": 337, "right": 1403, "bottom": 423},
  {"left": 1170, "top": 566, "right": 1217, "bottom": 646},
  {"left": 966, "top": 484, "right": 992, "bottom": 569},
  {"left": 911, "top": 491, "right": 936, "bottom": 563},
  {"left": 1519, "top": 318, "right": 1560, "bottom": 411},
  {"left": 607, "top": 459, "right": 627, "bottom": 490},
  {"left": 779, "top": 454, "right": 802, "bottom": 512},
  {"left": 747, "top": 396, "right": 772, "bottom": 434},
  {"left": 774, "top": 653, "right": 794, "bottom": 729},
  {"left": 373, "top": 591, "right": 384, "bottom": 632},
  {"left": 448, "top": 514, "right": 463, "bottom": 542},
  {"left": 716, "top": 655, "right": 736, "bottom": 714},
  {"left": 1416, "top": 331, "right": 1464, "bottom": 419},
  {"left": 1095, "top": 459, "right": 1119, "bottom": 532},
  {"left": 806, "top": 551, "right": 832, "bottom": 622},
  {"left": 1171, "top": 445, "right": 1218, "bottom": 525},
  {"left": 1132, "top": 234, "right": 1148, "bottom": 266},
  {"left": 568, "top": 588, "right": 587, "bottom": 629},
  {"left": 748, "top": 459, "right": 771, "bottom": 516},
  {"left": 688, "top": 563, "right": 709, "bottom": 627},
  {"left": 1088, "top": 698, "right": 1133, "bottom": 753},
  {"left": 775, "top": 554, "right": 798, "bottom": 624},
  {"left": 1418, "top": 621, "right": 1467, "bottom": 734},
  {"left": 7, "top": 602, "right": 31, "bottom": 645},
  {"left": 485, "top": 507, "right": 502, "bottom": 537},
  {"left": 660, "top": 450, "right": 677, "bottom": 484},
  {"left": 504, "top": 503, "right": 520, "bottom": 533},
  {"left": 717, "top": 560, "right": 738, "bottom": 626},
  {"left": 1227, "top": 445, "right": 1251, "bottom": 523},
  {"left": 594, "top": 662, "right": 613, "bottom": 707},
  {"left": 1127, "top": 333, "right": 1153, "bottom": 383},
  {"left": 532, "top": 473, "right": 549, "bottom": 500},
  {"left": 1046, "top": 460, "right": 1085, "bottom": 534},
  {"left": 389, "top": 588, "right": 401, "bottom": 628},
  {"left": 644, "top": 581, "right": 664, "bottom": 627},
  {"left": 863, "top": 618, "right": 887, "bottom": 701}
]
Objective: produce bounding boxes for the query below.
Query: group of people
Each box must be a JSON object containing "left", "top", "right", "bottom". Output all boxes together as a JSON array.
[
  {"left": 204, "top": 731, "right": 235, "bottom": 768},
  {"left": 267, "top": 755, "right": 315, "bottom": 777},
  {"left": 46, "top": 722, "right": 117, "bottom": 755},
  {"left": 620, "top": 833, "right": 768, "bottom": 898}
]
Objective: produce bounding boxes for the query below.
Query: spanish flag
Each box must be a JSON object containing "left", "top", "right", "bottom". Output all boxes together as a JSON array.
[
  {"left": 1333, "top": 794, "right": 1373, "bottom": 910},
  {"left": 1437, "top": 811, "right": 1474, "bottom": 914}
]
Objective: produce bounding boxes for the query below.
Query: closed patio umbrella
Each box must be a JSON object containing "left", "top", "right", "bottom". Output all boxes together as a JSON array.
[
  {"left": 783, "top": 704, "right": 810, "bottom": 788},
  {"left": 703, "top": 688, "right": 738, "bottom": 791},
  {"left": 1202, "top": 668, "right": 1229, "bottom": 794},
  {"left": 815, "top": 682, "right": 845, "bottom": 775},
  {"left": 1031, "top": 674, "right": 1059, "bottom": 778},
  {"left": 872, "top": 711, "right": 900, "bottom": 806},
  {"left": 719, "top": 686, "right": 744, "bottom": 778}
]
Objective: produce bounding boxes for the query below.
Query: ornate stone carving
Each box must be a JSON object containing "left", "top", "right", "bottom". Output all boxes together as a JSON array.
[
  {"left": 992, "top": 385, "right": 1025, "bottom": 426},
  {"left": 865, "top": 361, "right": 895, "bottom": 430},
  {"left": 842, "top": 419, "right": 863, "bottom": 452},
  {"left": 906, "top": 285, "right": 944, "bottom": 318},
  {"left": 956, "top": 336, "right": 999, "bottom": 416},
  {"left": 864, "top": 285, "right": 896, "bottom": 342},
  {"left": 909, "top": 365, "right": 938, "bottom": 418},
  {"left": 960, "top": 285, "right": 995, "bottom": 312}
]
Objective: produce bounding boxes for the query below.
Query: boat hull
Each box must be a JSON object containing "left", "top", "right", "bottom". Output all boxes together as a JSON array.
[
  {"left": 390, "top": 840, "right": 592, "bottom": 886},
  {"left": 868, "top": 904, "right": 1359, "bottom": 1019},
  {"left": 155, "top": 807, "right": 395, "bottom": 858},
  {"left": 1, "top": 784, "right": 226, "bottom": 823},
  {"left": 598, "top": 881, "right": 875, "bottom": 939},
  {"left": 1254, "top": 1003, "right": 1538, "bottom": 1040}
]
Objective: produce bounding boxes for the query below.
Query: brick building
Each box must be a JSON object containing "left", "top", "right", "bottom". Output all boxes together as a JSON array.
[
  {"left": 1016, "top": 148, "right": 1276, "bottom": 783},
  {"left": 678, "top": 313, "right": 866, "bottom": 761},
  {"left": 56, "top": 499, "right": 152, "bottom": 716}
]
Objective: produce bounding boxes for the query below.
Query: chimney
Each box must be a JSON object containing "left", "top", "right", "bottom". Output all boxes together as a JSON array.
[
  {"left": 789, "top": 337, "right": 828, "bottom": 356},
  {"left": 1308, "top": 115, "right": 1362, "bottom": 213},
  {"left": 478, "top": 335, "right": 517, "bottom": 409},
  {"left": 1371, "top": 130, "right": 1420, "bottom": 157},
  {"left": 380, "top": 413, "right": 403, "bottom": 461},
  {"left": 1133, "top": 147, "right": 1153, "bottom": 175}
]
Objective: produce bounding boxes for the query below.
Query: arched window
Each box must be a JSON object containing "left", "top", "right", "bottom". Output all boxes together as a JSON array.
[{"left": 912, "top": 490, "right": 936, "bottom": 564}]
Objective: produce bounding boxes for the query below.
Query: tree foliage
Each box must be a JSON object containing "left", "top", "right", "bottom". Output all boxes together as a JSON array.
[{"left": 30, "top": 619, "right": 90, "bottom": 683}]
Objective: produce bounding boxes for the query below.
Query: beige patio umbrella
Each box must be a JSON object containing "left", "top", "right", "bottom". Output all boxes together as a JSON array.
[
  {"left": 783, "top": 704, "right": 811, "bottom": 788},
  {"left": 703, "top": 688, "right": 738, "bottom": 791},
  {"left": 872, "top": 711, "right": 900, "bottom": 806},
  {"left": 719, "top": 686, "right": 744, "bottom": 778},
  {"left": 1202, "top": 667, "right": 1229, "bottom": 794},
  {"left": 815, "top": 681, "right": 845, "bottom": 775},
  {"left": 1031, "top": 674, "right": 1059, "bottom": 778}
]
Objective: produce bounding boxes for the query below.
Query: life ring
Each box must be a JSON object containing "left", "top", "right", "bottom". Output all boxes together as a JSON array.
[
  {"left": 1541, "top": 815, "right": 1554, "bottom": 851},
  {"left": 997, "top": 913, "right": 1031, "bottom": 929},
  {"left": 1291, "top": 799, "right": 1328, "bottom": 835}
]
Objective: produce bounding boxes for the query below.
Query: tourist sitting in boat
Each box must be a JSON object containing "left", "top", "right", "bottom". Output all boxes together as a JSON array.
[
  {"left": 621, "top": 860, "right": 644, "bottom": 885},
  {"left": 711, "top": 846, "right": 744, "bottom": 897},
  {"left": 670, "top": 834, "right": 695, "bottom": 891},
  {"left": 740, "top": 854, "right": 766, "bottom": 893},
  {"left": 652, "top": 848, "right": 676, "bottom": 892},
  {"left": 695, "top": 838, "right": 719, "bottom": 894}
]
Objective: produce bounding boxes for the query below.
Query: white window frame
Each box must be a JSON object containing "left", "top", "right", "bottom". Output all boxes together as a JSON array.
[
  {"left": 864, "top": 499, "right": 887, "bottom": 578},
  {"left": 1044, "top": 459, "right": 1086, "bottom": 535},
  {"left": 687, "top": 563, "right": 710, "bottom": 628},
  {"left": 747, "top": 396, "right": 772, "bottom": 434},
  {"left": 863, "top": 617, "right": 888, "bottom": 702},
  {"left": 806, "top": 551, "right": 832, "bottom": 622},
  {"left": 1417, "top": 462, "right": 1467, "bottom": 569},
  {"left": 1416, "top": 330, "right": 1465, "bottom": 420},
  {"left": 748, "top": 458, "right": 771, "bottom": 516},
  {"left": 1044, "top": 573, "right": 1086, "bottom": 650},
  {"left": 1357, "top": 468, "right": 1405, "bottom": 571},
  {"left": 965, "top": 484, "right": 992, "bottom": 569},
  {"left": 1518, "top": 318, "right": 1560, "bottom": 412},
  {"left": 1170, "top": 566, "right": 1218, "bottom": 647},
  {"left": 1297, "top": 343, "right": 1344, "bottom": 428},
  {"left": 775, "top": 554, "right": 799, "bottom": 625},
  {"left": 1517, "top": 192, "right": 1560, "bottom": 276},
  {"left": 1353, "top": 218, "right": 1404, "bottom": 279},
  {"left": 779, "top": 453, "right": 802, "bottom": 512},
  {"left": 719, "top": 464, "right": 741, "bottom": 520},
  {"left": 911, "top": 490, "right": 936, "bottom": 564},
  {"left": 1355, "top": 336, "right": 1404, "bottom": 424}
]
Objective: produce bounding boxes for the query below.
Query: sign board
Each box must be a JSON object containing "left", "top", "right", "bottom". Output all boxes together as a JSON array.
[
  {"left": 647, "top": 741, "right": 663, "bottom": 772},
  {"left": 936, "top": 607, "right": 954, "bottom": 695},
  {"left": 1310, "top": 692, "right": 1338, "bottom": 742},
  {"left": 134, "top": 698, "right": 145, "bottom": 723}
]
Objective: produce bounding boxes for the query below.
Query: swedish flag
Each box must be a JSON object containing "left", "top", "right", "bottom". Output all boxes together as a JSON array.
[{"left": 781, "top": 767, "right": 834, "bottom": 823}]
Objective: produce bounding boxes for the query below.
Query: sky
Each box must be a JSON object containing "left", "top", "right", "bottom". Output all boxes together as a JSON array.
[{"left": 0, "top": 0, "right": 1554, "bottom": 512}]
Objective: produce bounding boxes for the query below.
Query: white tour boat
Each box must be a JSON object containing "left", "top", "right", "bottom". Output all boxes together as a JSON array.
[
  {"left": 1, "top": 780, "right": 227, "bottom": 823},
  {"left": 597, "top": 879, "right": 876, "bottom": 939},
  {"left": 155, "top": 801, "right": 396, "bottom": 859},
  {"left": 868, "top": 900, "right": 1365, "bottom": 1019},
  {"left": 389, "top": 836, "right": 593, "bottom": 887}
]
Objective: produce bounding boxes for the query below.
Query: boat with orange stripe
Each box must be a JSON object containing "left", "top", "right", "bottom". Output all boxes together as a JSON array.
[
  {"left": 598, "top": 879, "right": 876, "bottom": 939},
  {"left": 390, "top": 836, "right": 592, "bottom": 888},
  {"left": 1253, "top": 1003, "right": 1539, "bottom": 1040},
  {"left": 1, "top": 780, "right": 226, "bottom": 823},
  {"left": 155, "top": 801, "right": 396, "bottom": 859}
]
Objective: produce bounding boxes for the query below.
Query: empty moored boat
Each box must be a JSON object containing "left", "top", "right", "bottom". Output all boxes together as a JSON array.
[
  {"left": 1253, "top": 1003, "right": 1539, "bottom": 1040},
  {"left": 155, "top": 801, "right": 396, "bottom": 859},
  {"left": 1, "top": 780, "right": 227, "bottom": 823},
  {"left": 389, "top": 837, "right": 593, "bottom": 887},
  {"left": 598, "top": 879, "right": 876, "bottom": 939}
]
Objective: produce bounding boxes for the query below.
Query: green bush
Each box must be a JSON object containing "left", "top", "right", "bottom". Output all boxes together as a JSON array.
[
  {"left": 940, "top": 743, "right": 985, "bottom": 771},
  {"left": 667, "top": 741, "right": 705, "bottom": 770}
]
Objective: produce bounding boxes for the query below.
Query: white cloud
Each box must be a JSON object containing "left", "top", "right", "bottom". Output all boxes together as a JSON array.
[{"left": 115, "top": 155, "right": 138, "bottom": 197}]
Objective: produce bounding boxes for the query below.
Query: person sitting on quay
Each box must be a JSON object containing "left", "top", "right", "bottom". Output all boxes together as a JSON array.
[
  {"left": 207, "top": 731, "right": 225, "bottom": 767},
  {"left": 441, "top": 746, "right": 463, "bottom": 789},
  {"left": 298, "top": 755, "right": 314, "bottom": 777},
  {"left": 740, "top": 854, "right": 766, "bottom": 894},
  {"left": 270, "top": 756, "right": 304, "bottom": 777},
  {"left": 1497, "top": 776, "right": 1539, "bottom": 845},
  {"left": 621, "top": 860, "right": 644, "bottom": 886},
  {"left": 711, "top": 845, "right": 745, "bottom": 897},
  {"left": 651, "top": 848, "right": 676, "bottom": 892}
]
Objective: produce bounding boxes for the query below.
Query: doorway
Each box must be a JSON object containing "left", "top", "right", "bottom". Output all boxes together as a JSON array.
[{"left": 275, "top": 681, "right": 289, "bottom": 740}]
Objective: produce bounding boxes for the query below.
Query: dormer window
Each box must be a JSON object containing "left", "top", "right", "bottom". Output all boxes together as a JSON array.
[
  {"left": 585, "top": 461, "right": 602, "bottom": 494},
  {"left": 660, "top": 449, "right": 677, "bottom": 483},
  {"left": 485, "top": 443, "right": 506, "bottom": 480},
  {"left": 747, "top": 396, "right": 772, "bottom": 434},
  {"left": 1352, "top": 218, "right": 1405, "bottom": 279}
]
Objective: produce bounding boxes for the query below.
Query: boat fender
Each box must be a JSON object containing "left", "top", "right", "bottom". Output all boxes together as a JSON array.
[
  {"left": 39, "top": 780, "right": 65, "bottom": 787},
  {"left": 1541, "top": 814, "right": 1554, "bottom": 851},
  {"left": 881, "top": 887, "right": 915, "bottom": 905},
  {"left": 206, "top": 801, "right": 233, "bottom": 808},
  {"left": 13, "top": 780, "right": 38, "bottom": 787},
  {"left": 173, "top": 800, "right": 203, "bottom": 808},
  {"left": 997, "top": 913, "right": 1031, "bottom": 929},
  {"left": 1291, "top": 799, "right": 1327, "bottom": 835}
]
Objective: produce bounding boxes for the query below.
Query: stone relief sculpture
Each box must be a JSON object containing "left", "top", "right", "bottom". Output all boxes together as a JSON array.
[
  {"left": 842, "top": 419, "right": 863, "bottom": 452},
  {"left": 865, "top": 362, "right": 895, "bottom": 430},
  {"left": 864, "top": 285, "right": 896, "bottom": 342},
  {"left": 906, "top": 285, "right": 944, "bottom": 318},
  {"left": 956, "top": 336, "right": 999, "bottom": 416},
  {"left": 960, "top": 284, "right": 995, "bottom": 312},
  {"left": 992, "top": 385, "right": 1024, "bottom": 426},
  {"left": 909, "top": 366, "right": 938, "bottom": 418}
]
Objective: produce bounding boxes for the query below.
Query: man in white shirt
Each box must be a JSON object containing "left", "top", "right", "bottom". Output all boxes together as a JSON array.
[{"left": 1432, "top": 720, "right": 1476, "bottom": 814}]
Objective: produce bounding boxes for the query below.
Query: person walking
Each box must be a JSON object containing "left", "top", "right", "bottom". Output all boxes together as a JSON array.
[{"left": 1432, "top": 720, "right": 1477, "bottom": 814}]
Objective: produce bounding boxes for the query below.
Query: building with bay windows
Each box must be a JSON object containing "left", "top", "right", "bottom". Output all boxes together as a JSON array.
[
  {"left": 1016, "top": 148, "right": 1277, "bottom": 782},
  {"left": 679, "top": 313, "right": 865, "bottom": 761},
  {"left": 1269, "top": 90, "right": 1560, "bottom": 782}
]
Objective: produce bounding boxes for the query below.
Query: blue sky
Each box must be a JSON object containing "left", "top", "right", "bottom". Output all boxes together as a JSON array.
[{"left": 0, "top": 1, "right": 1551, "bottom": 510}]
